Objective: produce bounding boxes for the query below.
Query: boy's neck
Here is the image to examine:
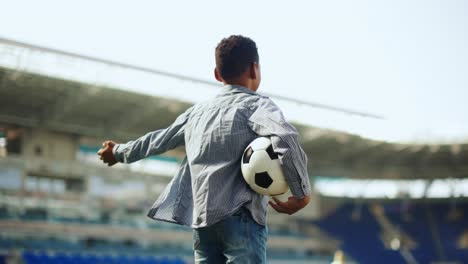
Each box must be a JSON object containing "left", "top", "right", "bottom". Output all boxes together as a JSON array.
[{"left": 224, "top": 80, "right": 257, "bottom": 92}]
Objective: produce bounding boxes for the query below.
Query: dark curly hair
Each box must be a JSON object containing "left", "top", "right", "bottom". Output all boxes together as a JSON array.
[{"left": 215, "top": 35, "right": 259, "bottom": 81}]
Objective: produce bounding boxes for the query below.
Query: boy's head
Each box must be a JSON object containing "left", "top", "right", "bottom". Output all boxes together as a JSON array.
[{"left": 214, "top": 35, "right": 261, "bottom": 91}]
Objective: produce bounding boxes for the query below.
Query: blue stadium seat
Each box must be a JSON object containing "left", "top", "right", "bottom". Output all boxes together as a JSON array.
[
  {"left": 314, "top": 204, "right": 405, "bottom": 264},
  {"left": 22, "top": 251, "right": 49, "bottom": 264},
  {"left": 315, "top": 202, "right": 468, "bottom": 264}
]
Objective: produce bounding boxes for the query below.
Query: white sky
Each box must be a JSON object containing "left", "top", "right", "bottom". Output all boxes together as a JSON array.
[{"left": 1, "top": 0, "right": 467, "bottom": 144}]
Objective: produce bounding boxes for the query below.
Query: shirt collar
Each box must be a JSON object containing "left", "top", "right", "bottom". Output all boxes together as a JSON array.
[{"left": 218, "top": 84, "right": 258, "bottom": 97}]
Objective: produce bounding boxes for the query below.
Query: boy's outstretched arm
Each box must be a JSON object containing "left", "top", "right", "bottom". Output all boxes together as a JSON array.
[{"left": 97, "top": 107, "right": 192, "bottom": 166}]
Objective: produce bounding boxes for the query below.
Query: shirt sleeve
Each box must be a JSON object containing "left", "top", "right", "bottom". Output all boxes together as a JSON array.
[
  {"left": 247, "top": 98, "right": 311, "bottom": 199},
  {"left": 113, "top": 107, "right": 192, "bottom": 164}
]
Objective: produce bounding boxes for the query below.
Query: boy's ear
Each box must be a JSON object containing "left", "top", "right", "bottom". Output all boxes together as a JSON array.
[
  {"left": 249, "top": 62, "right": 257, "bottom": 79},
  {"left": 214, "top": 68, "right": 224, "bottom": 82}
]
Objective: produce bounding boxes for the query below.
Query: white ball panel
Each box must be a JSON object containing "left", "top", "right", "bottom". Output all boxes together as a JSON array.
[
  {"left": 249, "top": 137, "right": 271, "bottom": 151},
  {"left": 266, "top": 158, "right": 285, "bottom": 181},
  {"left": 241, "top": 163, "right": 256, "bottom": 186},
  {"left": 266, "top": 160, "right": 289, "bottom": 195},
  {"left": 249, "top": 151, "right": 272, "bottom": 173}
]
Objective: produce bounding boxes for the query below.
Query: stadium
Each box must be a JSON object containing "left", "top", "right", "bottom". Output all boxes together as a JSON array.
[{"left": 1, "top": 3, "right": 467, "bottom": 263}]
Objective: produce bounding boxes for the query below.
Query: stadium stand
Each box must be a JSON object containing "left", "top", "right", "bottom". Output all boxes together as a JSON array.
[
  {"left": 313, "top": 202, "right": 468, "bottom": 264},
  {"left": 21, "top": 251, "right": 186, "bottom": 264},
  {"left": 385, "top": 202, "right": 468, "bottom": 263},
  {"left": 314, "top": 204, "right": 405, "bottom": 264}
]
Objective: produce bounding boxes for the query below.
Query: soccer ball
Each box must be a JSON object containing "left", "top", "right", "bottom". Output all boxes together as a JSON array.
[{"left": 241, "top": 137, "right": 289, "bottom": 196}]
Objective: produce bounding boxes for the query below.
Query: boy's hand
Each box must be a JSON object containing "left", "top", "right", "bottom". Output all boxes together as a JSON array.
[
  {"left": 97, "top": 140, "right": 118, "bottom": 166},
  {"left": 269, "top": 195, "right": 310, "bottom": 215}
]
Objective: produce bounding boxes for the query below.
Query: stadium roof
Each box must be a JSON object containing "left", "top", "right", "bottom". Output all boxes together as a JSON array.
[{"left": 0, "top": 66, "right": 190, "bottom": 140}]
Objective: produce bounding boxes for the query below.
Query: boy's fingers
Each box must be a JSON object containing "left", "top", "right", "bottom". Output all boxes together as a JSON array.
[
  {"left": 270, "top": 202, "right": 287, "bottom": 214},
  {"left": 272, "top": 197, "right": 286, "bottom": 206},
  {"left": 270, "top": 200, "right": 287, "bottom": 211},
  {"left": 269, "top": 201, "right": 285, "bottom": 213}
]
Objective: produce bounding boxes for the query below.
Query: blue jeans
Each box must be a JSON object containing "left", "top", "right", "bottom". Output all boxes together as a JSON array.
[{"left": 193, "top": 207, "right": 268, "bottom": 264}]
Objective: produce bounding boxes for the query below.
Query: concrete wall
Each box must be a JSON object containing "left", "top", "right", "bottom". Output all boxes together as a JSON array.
[{"left": 21, "top": 128, "right": 78, "bottom": 161}]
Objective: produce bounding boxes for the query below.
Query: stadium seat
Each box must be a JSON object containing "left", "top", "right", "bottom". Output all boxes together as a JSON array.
[{"left": 314, "top": 204, "right": 405, "bottom": 264}]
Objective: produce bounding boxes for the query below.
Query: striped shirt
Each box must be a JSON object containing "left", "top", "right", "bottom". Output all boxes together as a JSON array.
[{"left": 113, "top": 85, "right": 311, "bottom": 228}]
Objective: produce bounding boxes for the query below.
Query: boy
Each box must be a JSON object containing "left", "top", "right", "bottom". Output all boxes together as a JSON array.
[{"left": 98, "top": 35, "right": 311, "bottom": 264}]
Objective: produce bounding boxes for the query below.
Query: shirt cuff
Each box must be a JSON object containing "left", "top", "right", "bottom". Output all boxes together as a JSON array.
[
  {"left": 289, "top": 179, "right": 311, "bottom": 199},
  {"left": 112, "top": 144, "right": 124, "bottom": 163}
]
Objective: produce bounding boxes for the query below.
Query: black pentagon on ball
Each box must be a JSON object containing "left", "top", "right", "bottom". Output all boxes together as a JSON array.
[
  {"left": 243, "top": 146, "right": 253, "bottom": 164},
  {"left": 255, "top": 172, "right": 273, "bottom": 188},
  {"left": 266, "top": 144, "right": 279, "bottom": 160}
]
